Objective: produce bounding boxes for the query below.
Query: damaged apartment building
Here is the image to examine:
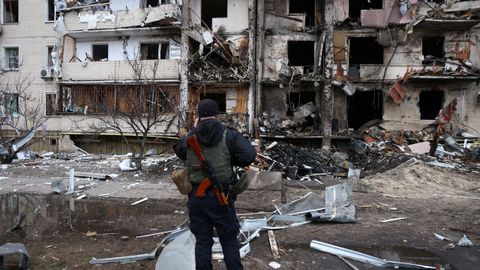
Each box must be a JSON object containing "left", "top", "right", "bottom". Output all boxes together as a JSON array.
[
  {"left": 256, "top": 0, "right": 480, "bottom": 147},
  {"left": 184, "top": 0, "right": 480, "bottom": 148},
  {"left": 1, "top": 0, "right": 480, "bottom": 154}
]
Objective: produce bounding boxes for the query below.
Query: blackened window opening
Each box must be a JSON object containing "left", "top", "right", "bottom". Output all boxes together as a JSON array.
[
  {"left": 419, "top": 90, "right": 443, "bottom": 120},
  {"left": 3, "top": 0, "right": 18, "bottom": 23},
  {"left": 287, "top": 91, "right": 315, "bottom": 116},
  {"left": 347, "top": 90, "right": 383, "bottom": 129},
  {"left": 288, "top": 41, "right": 315, "bottom": 70},
  {"left": 140, "top": 43, "right": 159, "bottom": 60},
  {"left": 146, "top": 0, "right": 159, "bottom": 7},
  {"left": 349, "top": 37, "right": 384, "bottom": 65},
  {"left": 92, "top": 45, "right": 108, "bottom": 61},
  {"left": 48, "top": 0, "right": 55, "bottom": 21},
  {"left": 200, "top": 93, "right": 226, "bottom": 113},
  {"left": 46, "top": 93, "right": 56, "bottom": 115},
  {"left": 422, "top": 36, "right": 444, "bottom": 65},
  {"left": 349, "top": 0, "right": 382, "bottom": 21},
  {"left": 160, "top": 43, "right": 170, "bottom": 59},
  {"left": 289, "top": 0, "right": 315, "bottom": 27},
  {"left": 201, "top": 0, "right": 227, "bottom": 29}
]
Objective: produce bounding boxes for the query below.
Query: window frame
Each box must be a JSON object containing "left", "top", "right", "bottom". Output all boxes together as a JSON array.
[
  {"left": 91, "top": 44, "right": 109, "bottom": 62},
  {"left": 4, "top": 46, "right": 19, "bottom": 70},
  {"left": 160, "top": 42, "right": 170, "bottom": 59},
  {"left": 4, "top": 93, "right": 19, "bottom": 117},
  {"left": 46, "top": 0, "right": 55, "bottom": 22},
  {"left": 2, "top": 0, "right": 19, "bottom": 24},
  {"left": 140, "top": 43, "right": 160, "bottom": 60},
  {"left": 46, "top": 45, "right": 54, "bottom": 68},
  {"left": 45, "top": 92, "right": 57, "bottom": 116}
]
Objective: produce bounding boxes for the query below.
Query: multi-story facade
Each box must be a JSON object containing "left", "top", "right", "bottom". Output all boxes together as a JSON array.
[
  {"left": 0, "top": 0, "right": 59, "bottom": 152},
  {"left": 1, "top": 0, "right": 479, "bottom": 154}
]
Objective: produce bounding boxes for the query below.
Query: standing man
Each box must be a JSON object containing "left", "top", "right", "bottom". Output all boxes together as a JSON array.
[{"left": 174, "top": 99, "right": 256, "bottom": 270}]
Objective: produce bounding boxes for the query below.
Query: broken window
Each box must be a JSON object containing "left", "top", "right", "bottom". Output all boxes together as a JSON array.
[
  {"left": 47, "top": 0, "right": 55, "bottom": 21},
  {"left": 4, "top": 93, "right": 19, "bottom": 116},
  {"left": 140, "top": 43, "right": 159, "bottom": 60},
  {"left": 92, "top": 44, "right": 108, "bottom": 61},
  {"left": 46, "top": 93, "right": 56, "bottom": 115},
  {"left": 160, "top": 43, "right": 170, "bottom": 59},
  {"left": 160, "top": 0, "right": 172, "bottom": 4},
  {"left": 47, "top": 46, "right": 54, "bottom": 67},
  {"left": 3, "top": 0, "right": 18, "bottom": 23},
  {"left": 349, "top": 37, "right": 383, "bottom": 65},
  {"left": 4, "top": 47, "right": 19, "bottom": 69},
  {"left": 349, "top": 0, "right": 382, "bottom": 21},
  {"left": 347, "top": 90, "right": 383, "bottom": 129},
  {"left": 201, "top": 0, "right": 227, "bottom": 29},
  {"left": 200, "top": 93, "right": 226, "bottom": 113},
  {"left": 289, "top": 0, "right": 315, "bottom": 27},
  {"left": 422, "top": 36, "right": 444, "bottom": 65},
  {"left": 144, "top": 0, "right": 159, "bottom": 7},
  {"left": 287, "top": 91, "right": 316, "bottom": 116},
  {"left": 288, "top": 41, "right": 315, "bottom": 72},
  {"left": 419, "top": 90, "right": 443, "bottom": 120}
]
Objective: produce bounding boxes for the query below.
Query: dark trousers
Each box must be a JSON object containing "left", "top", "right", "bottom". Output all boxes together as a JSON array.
[{"left": 188, "top": 190, "right": 243, "bottom": 270}]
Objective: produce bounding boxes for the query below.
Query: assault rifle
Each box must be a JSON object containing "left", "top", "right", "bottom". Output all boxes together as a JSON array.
[{"left": 186, "top": 134, "right": 228, "bottom": 206}]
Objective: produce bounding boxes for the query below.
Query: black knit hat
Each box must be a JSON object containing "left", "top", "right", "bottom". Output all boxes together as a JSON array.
[{"left": 198, "top": 99, "right": 218, "bottom": 118}]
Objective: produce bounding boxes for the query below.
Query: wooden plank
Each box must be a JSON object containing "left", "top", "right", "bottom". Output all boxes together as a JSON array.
[
  {"left": 235, "top": 86, "right": 248, "bottom": 113},
  {"left": 268, "top": 230, "right": 280, "bottom": 260}
]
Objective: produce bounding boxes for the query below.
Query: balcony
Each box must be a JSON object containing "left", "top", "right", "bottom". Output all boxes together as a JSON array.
[
  {"left": 61, "top": 60, "right": 180, "bottom": 82},
  {"left": 63, "top": 4, "right": 180, "bottom": 35}
]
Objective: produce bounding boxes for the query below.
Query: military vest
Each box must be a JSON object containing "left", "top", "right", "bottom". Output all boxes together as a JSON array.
[{"left": 186, "top": 129, "right": 233, "bottom": 184}]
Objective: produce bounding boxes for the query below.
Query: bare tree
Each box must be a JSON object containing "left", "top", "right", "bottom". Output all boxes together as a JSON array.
[
  {"left": 0, "top": 73, "right": 46, "bottom": 164},
  {"left": 77, "top": 58, "right": 179, "bottom": 170}
]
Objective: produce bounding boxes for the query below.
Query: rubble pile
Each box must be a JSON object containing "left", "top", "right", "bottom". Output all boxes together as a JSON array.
[
  {"left": 259, "top": 102, "right": 321, "bottom": 136},
  {"left": 221, "top": 114, "right": 249, "bottom": 134},
  {"left": 255, "top": 142, "right": 336, "bottom": 180},
  {"left": 189, "top": 31, "right": 249, "bottom": 82},
  {"left": 255, "top": 122, "right": 479, "bottom": 181}
]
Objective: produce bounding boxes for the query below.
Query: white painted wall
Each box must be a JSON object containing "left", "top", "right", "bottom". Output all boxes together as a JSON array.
[
  {"left": 212, "top": 0, "right": 249, "bottom": 32},
  {"left": 110, "top": 0, "right": 142, "bottom": 11},
  {"left": 190, "top": 0, "right": 248, "bottom": 32},
  {"left": 76, "top": 36, "right": 179, "bottom": 61}
]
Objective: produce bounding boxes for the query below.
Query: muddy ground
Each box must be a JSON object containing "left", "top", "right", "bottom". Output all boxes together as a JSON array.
[{"left": 0, "top": 154, "right": 479, "bottom": 270}]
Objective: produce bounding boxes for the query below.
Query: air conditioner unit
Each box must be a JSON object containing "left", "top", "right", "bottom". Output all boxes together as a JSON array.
[{"left": 40, "top": 68, "right": 52, "bottom": 79}]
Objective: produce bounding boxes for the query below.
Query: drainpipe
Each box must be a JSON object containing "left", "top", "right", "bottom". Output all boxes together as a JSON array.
[
  {"left": 179, "top": 0, "right": 190, "bottom": 128},
  {"left": 253, "top": 0, "right": 265, "bottom": 137},
  {"left": 321, "top": 0, "right": 334, "bottom": 149},
  {"left": 247, "top": 0, "right": 257, "bottom": 135}
]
